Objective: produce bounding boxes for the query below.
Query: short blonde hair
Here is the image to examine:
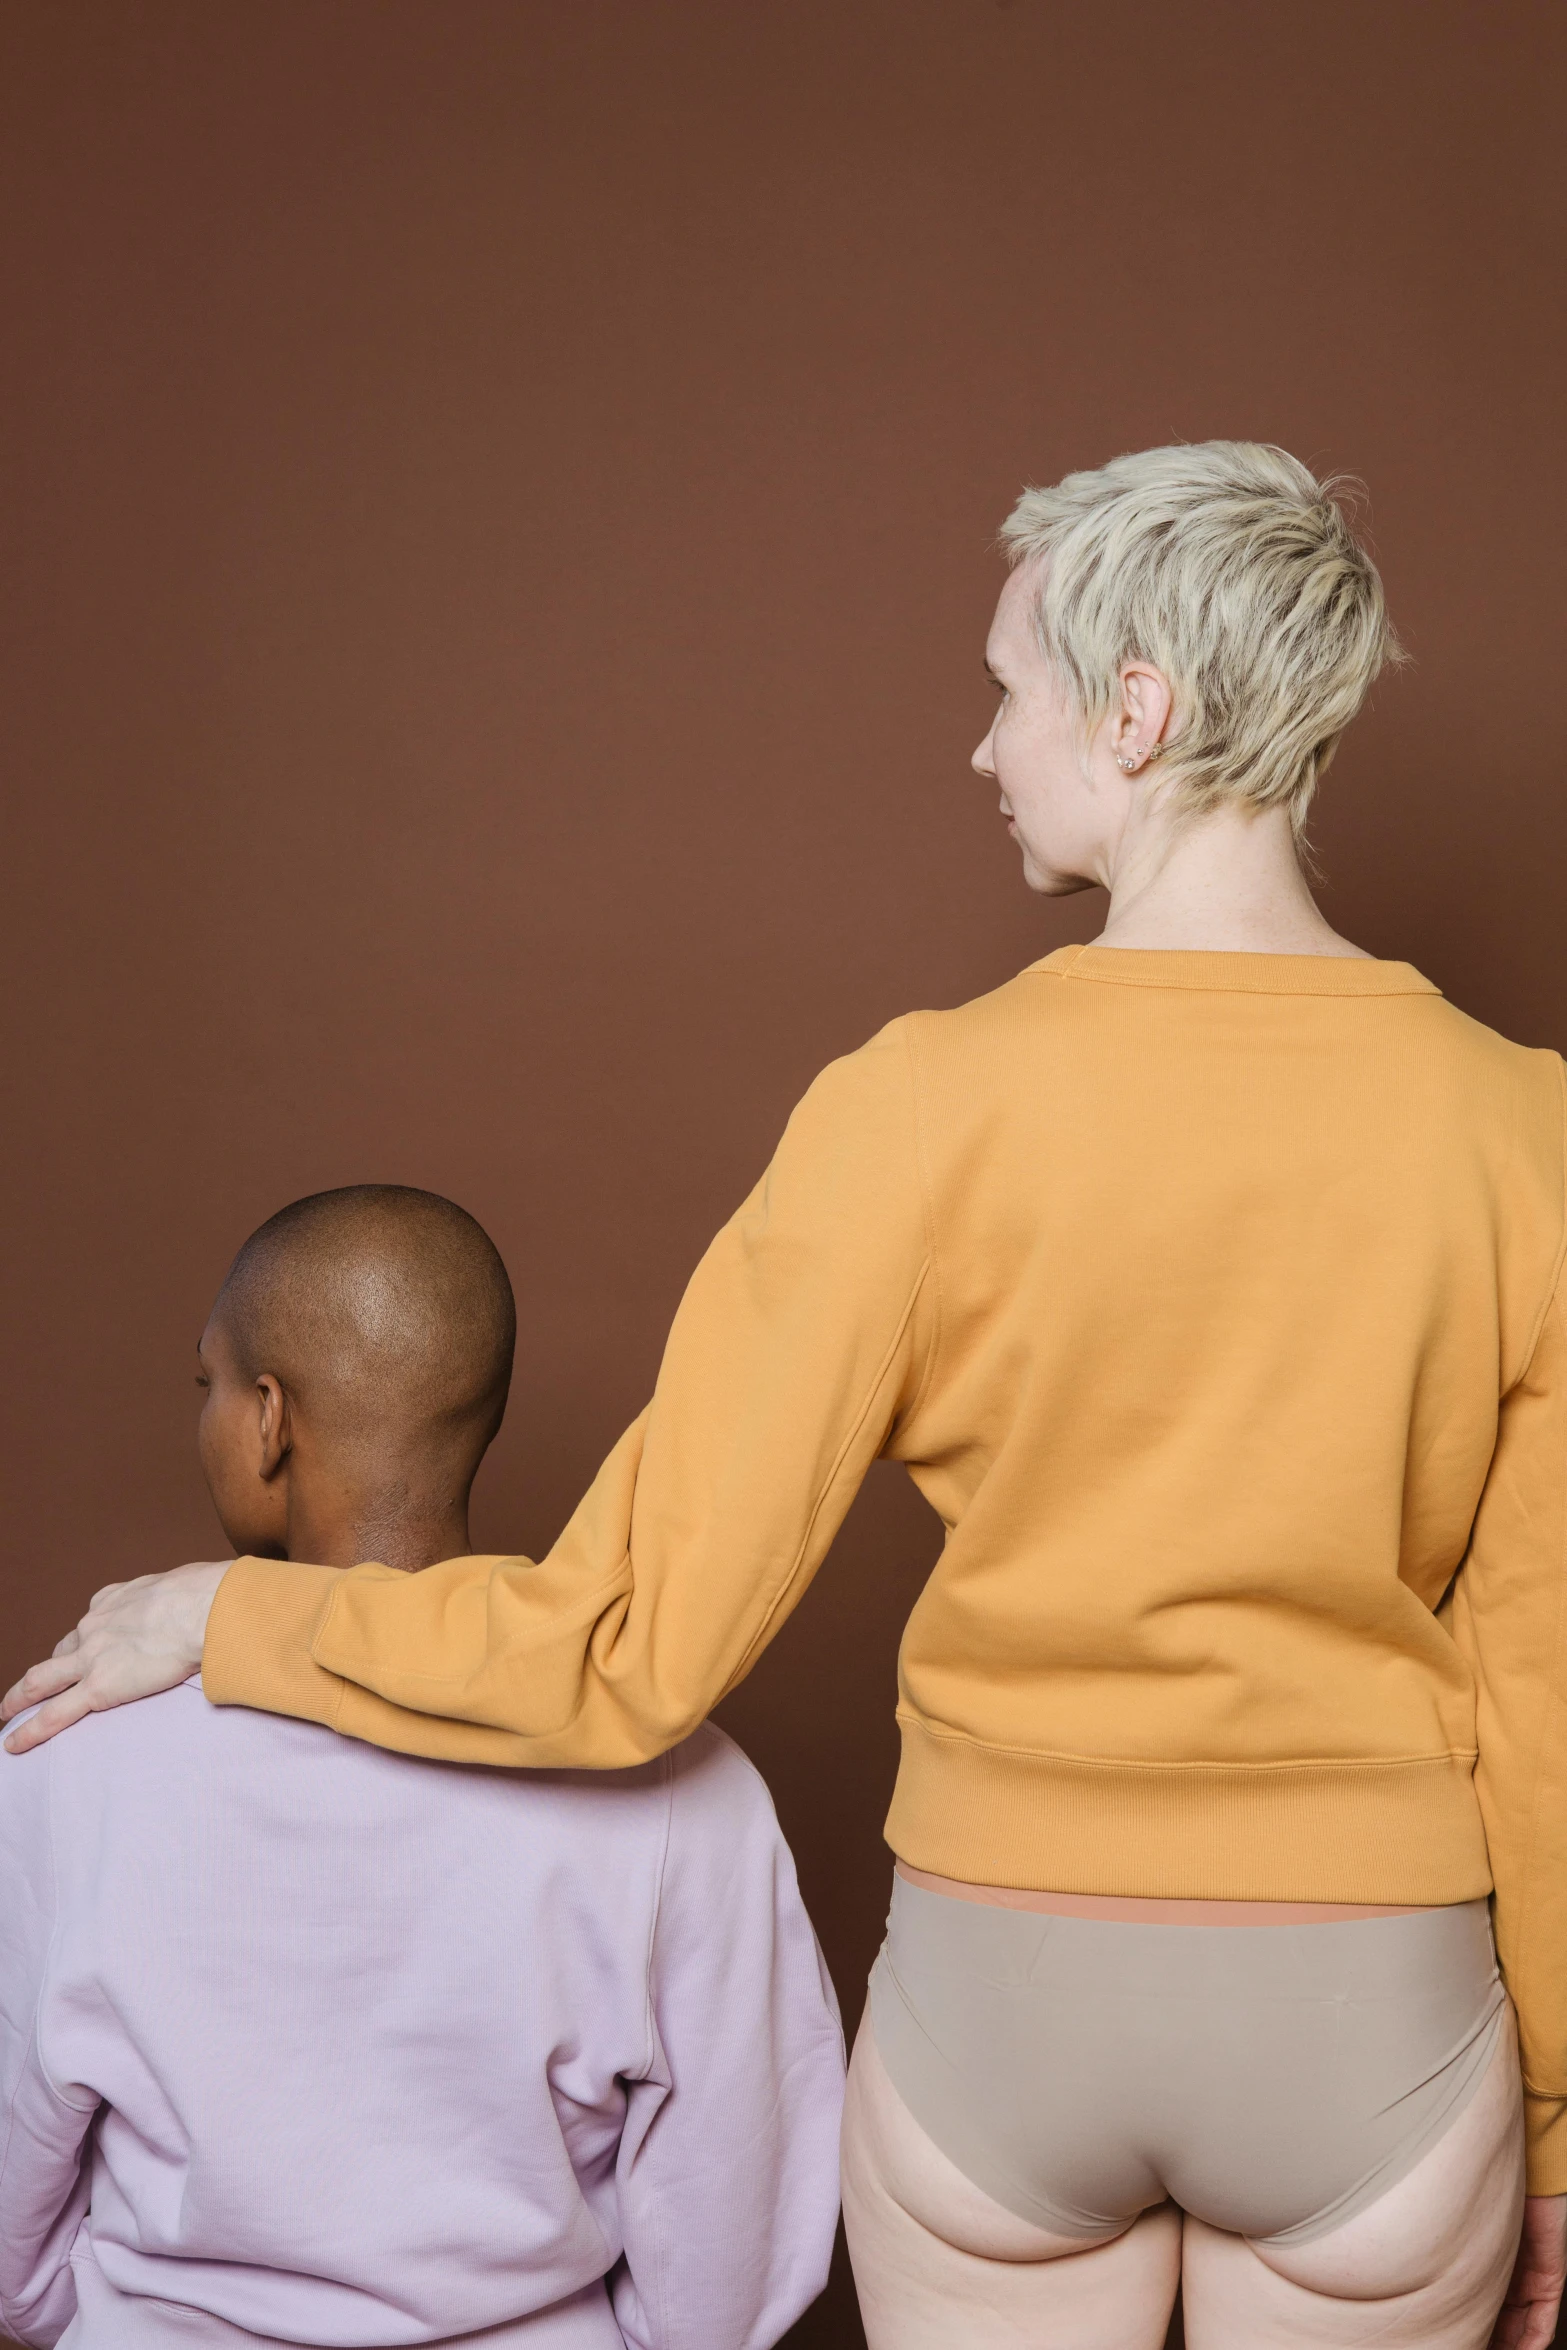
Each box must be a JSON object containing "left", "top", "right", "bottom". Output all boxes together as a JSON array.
[{"left": 999, "top": 442, "right": 1403, "bottom": 834}]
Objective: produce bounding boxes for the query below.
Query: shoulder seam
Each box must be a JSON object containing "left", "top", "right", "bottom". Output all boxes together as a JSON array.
[
  {"left": 36, "top": 1747, "right": 95, "bottom": 2115},
  {"left": 636, "top": 1747, "right": 678, "bottom": 2087},
  {"left": 716, "top": 1254, "right": 931, "bottom": 1696},
  {"left": 1509, "top": 1055, "right": 1567, "bottom": 1396},
  {"left": 898, "top": 1016, "right": 943, "bottom": 1424}
]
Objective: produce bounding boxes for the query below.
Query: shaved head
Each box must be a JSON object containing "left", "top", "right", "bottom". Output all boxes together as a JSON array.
[{"left": 215, "top": 1185, "right": 515, "bottom": 1470}]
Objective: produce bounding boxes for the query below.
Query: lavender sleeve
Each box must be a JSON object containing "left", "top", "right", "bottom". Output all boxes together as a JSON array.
[
  {"left": 610, "top": 1730, "right": 846, "bottom": 2350},
  {"left": 0, "top": 1742, "right": 97, "bottom": 2348}
]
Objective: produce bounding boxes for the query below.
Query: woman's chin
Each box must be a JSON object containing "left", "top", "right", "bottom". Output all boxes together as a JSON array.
[{"left": 1020, "top": 856, "right": 1100, "bottom": 901}]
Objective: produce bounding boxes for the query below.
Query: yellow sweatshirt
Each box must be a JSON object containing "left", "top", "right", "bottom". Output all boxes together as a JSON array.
[{"left": 205, "top": 947, "right": 1567, "bottom": 2188}]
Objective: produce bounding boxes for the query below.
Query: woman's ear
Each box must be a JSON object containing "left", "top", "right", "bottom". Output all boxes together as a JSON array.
[
  {"left": 1111, "top": 662, "right": 1176, "bottom": 770},
  {"left": 254, "top": 1375, "right": 294, "bottom": 1482}
]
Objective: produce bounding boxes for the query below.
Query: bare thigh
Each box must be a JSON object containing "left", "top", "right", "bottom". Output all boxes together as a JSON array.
[
  {"left": 841, "top": 2018, "right": 1180, "bottom": 2350},
  {"left": 1182, "top": 2025, "right": 1526, "bottom": 2350}
]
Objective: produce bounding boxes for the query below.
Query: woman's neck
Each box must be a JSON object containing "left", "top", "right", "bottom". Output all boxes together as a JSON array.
[
  {"left": 1093, "top": 799, "right": 1369, "bottom": 958},
  {"left": 283, "top": 1487, "right": 474, "bottom": 1574}
]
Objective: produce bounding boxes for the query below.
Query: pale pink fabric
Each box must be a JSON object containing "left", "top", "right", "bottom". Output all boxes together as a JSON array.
[{"left": 0, "top": 1689, "right": 843, "bottom": 2348}]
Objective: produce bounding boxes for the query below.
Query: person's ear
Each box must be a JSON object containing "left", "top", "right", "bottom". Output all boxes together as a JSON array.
[
  {"left": 254, "top": 1375, "right": 293, "bottom": 1482},
  {"left": 1109, "top": 662, "right": 1175, "bottom": 773}
]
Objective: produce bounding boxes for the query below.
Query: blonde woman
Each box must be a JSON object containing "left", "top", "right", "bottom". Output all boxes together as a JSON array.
[{"left": 9, "top": 444, "right": 1565, "bottom": 2350}]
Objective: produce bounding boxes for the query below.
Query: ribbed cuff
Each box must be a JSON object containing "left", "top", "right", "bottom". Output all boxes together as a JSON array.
[
  {"left": 202, "top": 1556, "right": 346, "bottom": 1727},
  {"left": 1525, "top": 2094, "right": 1567, "bottom": 2196}
]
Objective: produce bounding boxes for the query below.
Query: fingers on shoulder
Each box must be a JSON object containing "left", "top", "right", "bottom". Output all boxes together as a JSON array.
[
  {"left": 3, "top": 1681, "right": 96, "bottom": 1753},
  {"left": 2, "top": 1650, "right": 86, "bottom": 1717}
]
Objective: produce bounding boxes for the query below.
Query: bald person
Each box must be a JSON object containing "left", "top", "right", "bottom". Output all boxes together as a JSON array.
[{"left": 0, "top": 1187, "right": 844, "bottom": 2350}]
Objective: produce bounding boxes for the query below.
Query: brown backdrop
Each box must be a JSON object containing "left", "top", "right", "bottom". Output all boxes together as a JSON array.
[{"left": 2, "top": 5, "right": 1564, "bottom": 2344}]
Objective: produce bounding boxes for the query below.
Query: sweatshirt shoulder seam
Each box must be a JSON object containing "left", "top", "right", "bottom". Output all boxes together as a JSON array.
[
  {"left": 1510, "top": 1054, "right": 1567, "bottom": 1396},
  {"left": 0, "top": 1743, "right": 91, "bottom": 2265},
  {"left": 36, "top": 1749, "right": 95, "bottom": 2115},
  {"left": 897, "top": 1015, "right": 943, "bottom": 1423},
  {"left": 718, "top": 1254, "right": 932, "bottom": 1695},
  {"left": 637, "top": 1748, "right": 678, "bottom": 2087},
  {"left": 1506, "top": 1270, "right": 1567, "bottom": 2079}
]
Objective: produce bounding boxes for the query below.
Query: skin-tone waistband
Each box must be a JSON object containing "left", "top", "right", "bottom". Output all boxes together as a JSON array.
[{"left": 894, "top": 1862, "right": 1437, "bottom": 1925}]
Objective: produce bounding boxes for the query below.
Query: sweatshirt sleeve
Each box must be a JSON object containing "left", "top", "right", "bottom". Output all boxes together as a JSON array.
[
  {"left": 0, "top": 1742, "right": 96, "bottom": 2347},
  {"left": 203, "top": 1019, "right": 934, "bottom": 1766},
  {"left": 1450, "top": 1237, "right": 1567, "bottom": 2196},
  {"left": 610, "top": 1728, "right": 845, "bottom": 2350}
]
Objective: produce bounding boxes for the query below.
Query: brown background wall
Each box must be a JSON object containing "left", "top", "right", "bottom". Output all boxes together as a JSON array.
[{"left": 2, "top": 5, "right": 1564, "bottom": 2344}]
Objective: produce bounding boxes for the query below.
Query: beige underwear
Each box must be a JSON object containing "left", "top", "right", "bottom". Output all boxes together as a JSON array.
[{"left": 869, "top": 1874, "right": 1509, "bottom": 2245}]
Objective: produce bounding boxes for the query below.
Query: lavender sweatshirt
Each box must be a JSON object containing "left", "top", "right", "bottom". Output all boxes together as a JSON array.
[{"left": 0, "top": 1687, "right": 844, "bottom": 2348}]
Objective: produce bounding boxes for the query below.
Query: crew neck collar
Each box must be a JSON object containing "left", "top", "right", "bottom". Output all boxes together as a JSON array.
[{"left": 1030, "top": 944, "right": 1441, "bottom": 998}]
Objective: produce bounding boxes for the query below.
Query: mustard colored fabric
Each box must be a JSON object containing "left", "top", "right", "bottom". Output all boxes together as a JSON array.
[{"left": 204, "top": 948, "right": 1567, "bottom": 2188}]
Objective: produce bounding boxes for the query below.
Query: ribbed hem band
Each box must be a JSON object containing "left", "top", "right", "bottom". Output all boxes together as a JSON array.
[{"left": 884, "top": 1715, "right": 1493, "bottom": 1906}]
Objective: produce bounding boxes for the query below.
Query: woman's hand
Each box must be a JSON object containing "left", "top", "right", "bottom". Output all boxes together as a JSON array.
[
  {"left": 1, "top": 1562, "right": 231, "bottom": 1753},
  {"left": 1491, "top": 2194, "right": 1567, "bottom": 2350}
]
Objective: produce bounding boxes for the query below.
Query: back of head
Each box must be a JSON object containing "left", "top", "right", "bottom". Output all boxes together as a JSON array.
[
  {"left": 216, "top": 1184, "right": 515, "bottom": 1472},
  {"left": 999, "top": 441, "right": 1403, "bottom": 835}
]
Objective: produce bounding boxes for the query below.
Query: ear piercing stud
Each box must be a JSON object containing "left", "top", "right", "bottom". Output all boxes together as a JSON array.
[{"left": 1117, "top": 744, "right": 1167, "bottom": 773}]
